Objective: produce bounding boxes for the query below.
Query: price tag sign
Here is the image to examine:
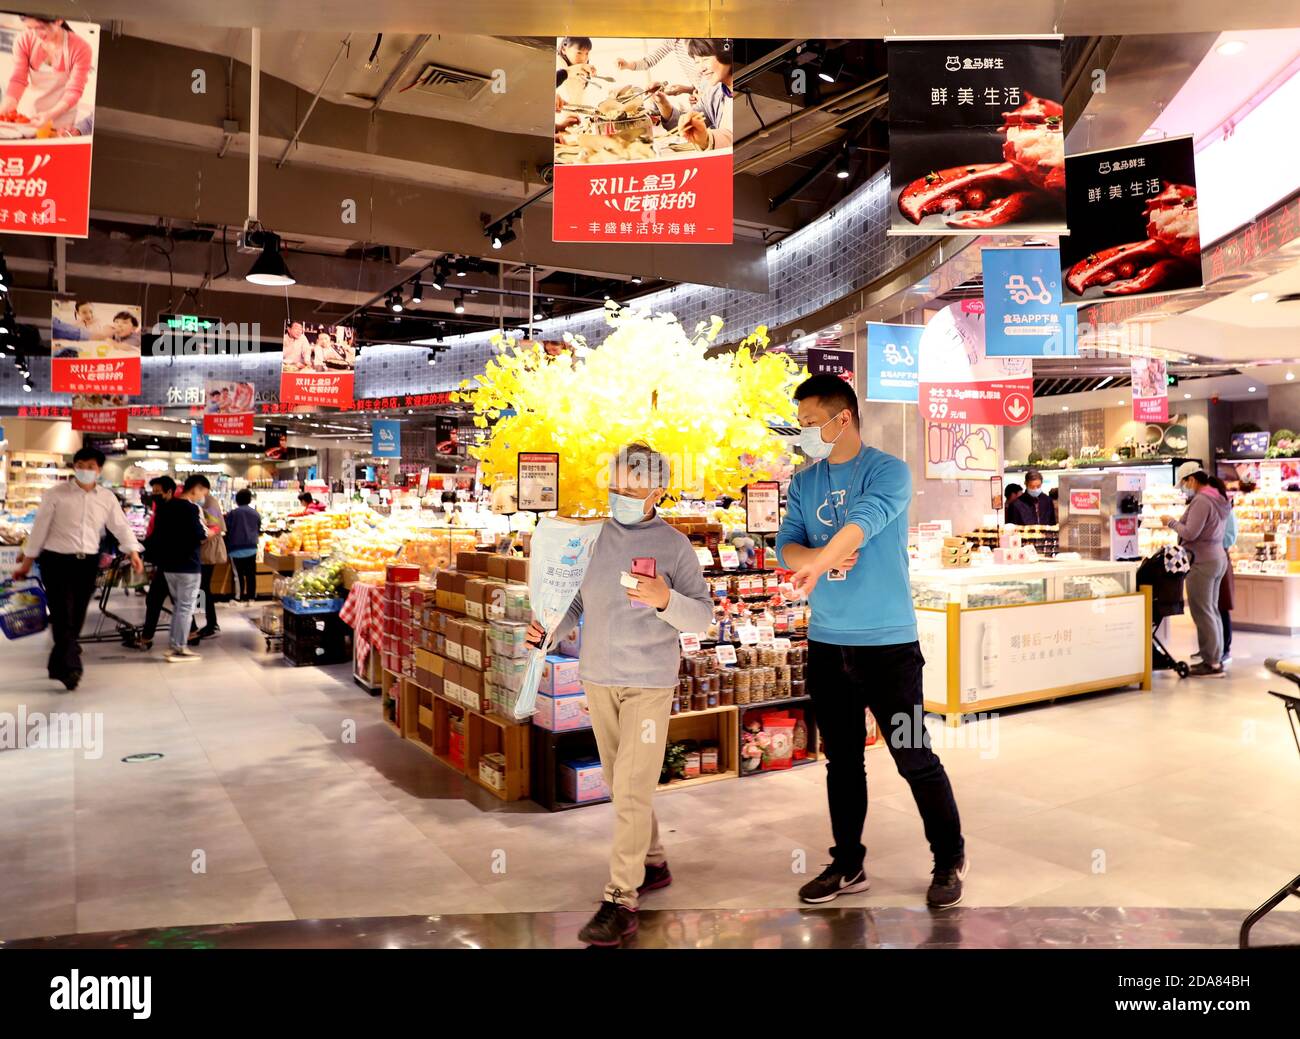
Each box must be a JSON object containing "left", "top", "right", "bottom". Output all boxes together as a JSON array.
[
  {"left": 679, "top": 633, "right": 702, "bottom": 655},
  {"left": 774, "top": 637, "right": 792, "bottom": 651},
  {"left": 736, "top": 624, "right": 759, "bottom": 646},
  {"left": 694, "top": 546, "right": 716, "bottom": 567},
  {"left": 718, "top": 544, "right": 740, "bottom": 569},
  {"left": 745, "top": 481, "right": 781, "bottom": 534},
  {"left": 757, "top": 623, "right": 776, "bottom": 648},
  {"left": 516, "top": 452, "right": 560, "bottom": 512},
  {"left": 715, "top": 644, "right": 737, "bottom": 666}
]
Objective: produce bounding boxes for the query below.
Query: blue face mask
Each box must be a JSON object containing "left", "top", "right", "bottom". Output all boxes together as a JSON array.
[
  {"left": 610, "top": 491, "right": 651, "bottom": 525},
  {"left": 797, "top": 414, "right": 844, "bottom": 461},
  {"left": 1026, "top": 487, "right": 1042, "bottom": 498}
]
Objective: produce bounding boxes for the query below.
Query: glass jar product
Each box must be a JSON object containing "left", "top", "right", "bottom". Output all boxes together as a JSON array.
[
  {"left": 790, "top": 679, "right": 805, "bottom": 697},
  {"left": 737, "top": 646, "right": 758, "bottom": 668},
  {"left": 691, "top": 691, "right": 708, "bottom": 712},
  {"left": 719, "top": 687, "right": 735, "bottom": 707},
  {"left": 791, "top": 664, "right": 805, "bottom": 681},
  {"left": 678, "top": 675, "right": 692, "bottom": 697},
  {"left": 706, "top": 689, "right": 718, "bottom": 709},
  {"left": 720, "top": 669, "right": 735, "bottom": 692},
  {"left": 734, "top": 669, "right": 752, "bottom": 704},
  {"left": 671, "top": 696, "right": 680, "bottom": 715}
]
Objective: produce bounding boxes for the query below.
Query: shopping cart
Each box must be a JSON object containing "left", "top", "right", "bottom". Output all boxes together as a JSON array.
[
  {"left": 0, "top": 576, "right": 49, "bottom": 639},
  {"left": 1135, "top": 546, "right": 1191, "bottom": 679},
  {"left": 81, "top": 554, "right": 146, "bottom": 645},
  {"left": 1239, "top": 658, "right": 1300, "bottom": 948}
]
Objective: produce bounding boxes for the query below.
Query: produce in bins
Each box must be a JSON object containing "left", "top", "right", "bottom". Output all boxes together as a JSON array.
[{"left": 286, "top": 557, "right": 346, "bottom": 601}]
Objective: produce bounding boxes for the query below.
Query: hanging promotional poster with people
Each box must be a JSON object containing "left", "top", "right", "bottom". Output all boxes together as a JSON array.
[
  {"left": 280, "top": 320, "right": 356, "bottom": 408},
  {"left": 203, "top": 379, "right": 256, "bottom": 436},
  {"left": 918, "top": 300, "right": 1034, "bottom": 426},
  {"left": 50, "top": 299, "right": 141, "bottom": 395},
  {"left": 1060, "top": 135, "right": 1202, "bottom": 305},
  {"left": 70, "top": 393, "right": 127, "bottom": 433},
  {"left": 886, "top": 36, "right": 1066, "bottom": 235},
  {"left": 265, "top": 424, "right": 288, "bottom": 460},
  {"left": 866, "top": 322, "right": 923, "bottom": 402},
  {"left": 981, "top": 246, "right": 1078, "bottom": 357},
  {"left": 0, "top": 14, "right": 100, "bottom": 238},
  {"left": 1130, "top": 356, "right": 1170, "bottom": 422},
  {"left": 552, "top": 36, "right": 733, "bottom": 244}
]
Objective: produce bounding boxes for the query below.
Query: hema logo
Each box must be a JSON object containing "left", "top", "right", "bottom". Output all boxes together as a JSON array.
[{"left": 50, "top": 971, "right": 151, "bottom": 1019}]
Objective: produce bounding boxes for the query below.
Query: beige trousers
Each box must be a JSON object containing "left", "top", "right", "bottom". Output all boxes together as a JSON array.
[{"left": 583, "top": 681, "right": 674, "bottom": 909}]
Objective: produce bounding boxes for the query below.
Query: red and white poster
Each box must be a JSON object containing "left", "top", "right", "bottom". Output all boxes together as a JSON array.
[
  {"left": 552, "top": 37, "right": 732, "bottom": 244},
  {"left": 280, "top": 320, "right": 355, "bottom": 409},
  {"left": 918, "top": 300, "right": 1034, "bottom": 426},
  {"left": 203, "top": 379, "right": 256, "bottom": 436},
  {"left": 0, "top": 15, "right": 100, "bottom": 238},
  {"left": 1130, "top": 356, "right": 1169, "bottom": 422},
  {"left": 1069, "top": 488, "right": 1102, "bottom": 516},
  {"left": 71, "top": 394, "right": 127, "bottom": 433},
  {"left": 50, "top": 299, "right": 141, "bottom": 395}
]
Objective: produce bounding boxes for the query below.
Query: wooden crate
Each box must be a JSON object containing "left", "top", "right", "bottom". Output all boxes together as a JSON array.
[
  {"left": 466, "top": 709, "right": 530, "bottom": 801},
  {"left": 380, "top": 669, "right": 402, "bottom": 734},
  {"left": 401, "top": 678, "right": 436, "bottom": 755},
  {"left": 658, "top": 705, "right": 739, "bottom": 792}
]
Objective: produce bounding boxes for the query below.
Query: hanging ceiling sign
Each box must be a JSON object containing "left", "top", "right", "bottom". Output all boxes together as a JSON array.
[
  {"left": 981, "top": 247, "right": 1078, "bottom": 357},
  {"left": 552, "top": 36, "right": 732, "bottom": 244},
  {"left": 280, "top": 320, "right": 356, "bottom": 408},
  {"left": 918, "top": 300, "right": 1034, "bottom": 426},
  {"left": 50, "top": 299, "right": 142, "bottom": 396}
]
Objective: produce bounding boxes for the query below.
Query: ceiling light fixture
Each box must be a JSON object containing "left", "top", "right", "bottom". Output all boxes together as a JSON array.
[
  {"left": 1251, "top": 291, "right": 1270, "bottom": 303},
  {"left": 454, "top": 256, "right": 468, "bottom": 278},
  {"left": 835, "top": 148, "right": 851, "bottom": 180},
  {"left": 1217, "top": 39, "right": 1247, "bottom": 56},
  {"left": 410, "top": 280, "right": 424, "bottom": 305},
  {"left": 488, "top": 217, "right": 517, "bottom": 250},
  {"left": 1248, "top": 385, "right": 1257, "bottom": 392},
  {"left": 427, "top": 350, "right": 438, "bottom": 366},
  {"left": 630, "top": 275, "right": 643, "bottom": 285},
  {"left": 453, "top": 296, "right": 465, "bottom": 314},
  {"left": 388, "top": 291, "right": 403, "bottom": 313},
  {"left": 819, "top": 50, "right": 845, "bottom": 83},
  {"left": 1288, "top": 371, "right": 1296, "bottom": 381},
  {"left": 244, "top": 229, "right": 295, "bottom": 287}
]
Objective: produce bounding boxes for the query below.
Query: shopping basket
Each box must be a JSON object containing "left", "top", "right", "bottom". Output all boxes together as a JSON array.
[{"left": 0, "top": 576, "right": 49, "bottom": 639}]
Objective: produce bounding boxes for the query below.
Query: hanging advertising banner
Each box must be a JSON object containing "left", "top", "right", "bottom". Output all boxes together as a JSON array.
[
  {"left": 918, "top": 300, "right": 1034, "bottom": 426},
  {"left": 981, "top": 247, "right": 1079, "bottom": 357},
  {"left": 190, "top": 426, "right": 210, "bottom": 462},
  {"left": 50, "top": 300, "right": 141, "bottom": 395},
  {"left": 887, "top": 36, "right": 1066, "bottom": 236},
  {"left": 1061, "top": 136, "right": 1202, "bottom": 305},
  {"left": 806, "top": 346, "right": 856, "bottom": 390},
  {"left": 203, "top": 379, "right": 255, "bottom": 436},
  {"left": 435, "top": 416, "right": 458, "bottom": 454},
  {"left": 265, "top": 423, "right": 288, "bottom": 460},
  {"left": 372, "top": 419, "right": 401, "bottom": 459},
  {"left": 1131, "top": 356, "right": 1170, "bottom": 422},
  {"left": 866, "top": 323, "right": 923, "bottom": 402},
  {"left": 924, "top": 422, "right": 1002, "bottom": 481},
  {"left": 552, "top": 36, "right": 732, "bottom": 244},
  {"left": 0, "top": 15, "right": 100, "bottom": 238},
  {"left": 70, "top": 394, "right": 127, "bottom": 433},
  {"left": 280, "top": 320, "right": 355, "bottom": 408}
]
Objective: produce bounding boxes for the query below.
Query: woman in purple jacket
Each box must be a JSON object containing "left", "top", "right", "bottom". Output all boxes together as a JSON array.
[{"left": 1161, "top": 465, "right": 1231, "bottom": 677}]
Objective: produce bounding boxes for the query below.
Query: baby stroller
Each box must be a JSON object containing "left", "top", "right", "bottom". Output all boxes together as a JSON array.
[{"left": 1136, "top": 545, "right": 1191, "bottom": 679}]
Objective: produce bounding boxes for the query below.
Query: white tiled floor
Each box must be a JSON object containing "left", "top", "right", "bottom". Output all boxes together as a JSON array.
[{"left": 1, "top": 592, "right": 1297, "bottom": 940}]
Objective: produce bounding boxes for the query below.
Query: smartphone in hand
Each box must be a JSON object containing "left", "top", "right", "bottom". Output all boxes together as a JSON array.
[{"left": 629, "top": 557, "right": 657, "bottom": 608}]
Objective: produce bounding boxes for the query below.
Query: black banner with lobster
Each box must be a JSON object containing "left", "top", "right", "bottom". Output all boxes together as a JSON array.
[
  {"left": 887, "top": 36, "right": 1066, "bottom": 235},
  {"left": 1060, "top": 135, "right": 1203, "bottom": 305}
]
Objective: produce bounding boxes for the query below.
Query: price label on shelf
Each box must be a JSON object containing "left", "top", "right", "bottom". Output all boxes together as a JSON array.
[
  {"left": 774, "top": 638, "right": 792, "bottom": 651},
  {"left": 717, "top": 544, "right": 740, "bottom": 569},
  {"left": 679, "top": 633, "right": 702, "bottom": 655},
  {"left": 694, "top": 546, "right": 716, "bottom": 567},
  {"left": 715, "top": 644, "right": 737, "bottom": 666},
  {"left": 757, "top": 623, "right": 776, "bottom": 648},
  {"left": 736, "top": 624, "right": 759, "bottom": 646}
]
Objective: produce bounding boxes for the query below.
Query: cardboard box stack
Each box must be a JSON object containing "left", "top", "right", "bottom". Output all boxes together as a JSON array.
[{"left": 380, "top": 563, "right": 430, "bottom": 678}]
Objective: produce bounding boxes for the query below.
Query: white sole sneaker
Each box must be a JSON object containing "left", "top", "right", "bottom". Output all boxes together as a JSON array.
[
  {"left": 799, "top": 873, "right": 872, "bottom": 904},
  {"left": 164, "top": 652, "right": 200, "bottom": 663}
]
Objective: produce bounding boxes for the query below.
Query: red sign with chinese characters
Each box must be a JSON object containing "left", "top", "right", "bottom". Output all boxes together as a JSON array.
[
  {"left": 204, "top": 412, "right": 254, "bottom": 436},
  {"left": 553, "top": 159, "right": 732, "bottom": 244},
  {"left": 918, "top": 301, "right": 1034, "bottom": 426},
  {"left": 1134, "top": 395, "right": 1169, "bottom": 423},
  {"left": 72, "top": 407, "right": 127, "bottom": 433},
  {"left": 51, "top": 356, "right": 140, "bottom": 395},
  {"left": 0, "top": 143, "right": 93, "bottom": 237},
  {"left": 280, "top": 370, "right": 354, "bottom": 409}
]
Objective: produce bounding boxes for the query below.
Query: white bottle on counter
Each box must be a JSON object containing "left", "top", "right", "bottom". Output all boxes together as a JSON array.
[{"left": 980, "top": 619, "right": 999, "bottom": 689}]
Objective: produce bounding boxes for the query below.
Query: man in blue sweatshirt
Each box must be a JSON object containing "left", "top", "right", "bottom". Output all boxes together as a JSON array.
[
  {"left": 776, "top": 375, "right": 967, "bottom": 908},
  {"left": 527, "top": 443, "right": 714, "bottom": 946}
]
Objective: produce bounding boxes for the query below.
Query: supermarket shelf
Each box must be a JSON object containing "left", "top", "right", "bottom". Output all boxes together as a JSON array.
[
  {"left": 738, "top": 693, "right": 813, "bottom": 711},
  {"left": 657, "top": 770, "right": 737, "bottom": 793},
  {"left": 739, "top": 755, "right": 822, "bottom": 777},
  {"left": 671, "top": 704, "right": 738, "bottom": 720}
]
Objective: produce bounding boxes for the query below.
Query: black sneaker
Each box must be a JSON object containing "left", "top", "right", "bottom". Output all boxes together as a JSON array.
[
  {"left": 60, "top": 670, "right": 82, "bottom": 692},
  {"left": 1188, "top": 662, "right": 1225, "bottom": 678},
  {"left": 578, "top": 901, "right": 638, "bottom": 947},
  {"left": 639, "top": 862, "right": 672, "bottom": 895},
  {"left": 798, "top": 863, "right": 870, "bottom": 904},
  {"left": 927, "top": 858, "right": 969, "bottom": 909}
]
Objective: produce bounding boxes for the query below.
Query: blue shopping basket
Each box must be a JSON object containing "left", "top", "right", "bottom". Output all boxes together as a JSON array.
[{"left": 0, "top": 576, "right": 49, "bottom": 639}]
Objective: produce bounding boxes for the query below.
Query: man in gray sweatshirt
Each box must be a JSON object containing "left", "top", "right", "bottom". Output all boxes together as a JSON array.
[
  {"left": 527, "top": 442, "right": 714, "bottom": 946},
  {"left": 1162, "top": 464, "right": 1231, "bottom": 676}
]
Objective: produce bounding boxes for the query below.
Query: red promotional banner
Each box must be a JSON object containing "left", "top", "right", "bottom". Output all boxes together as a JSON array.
[
  {"left": 918, "top": 300, "right": 1034, "bottom": 426},
  {"left": 72, "top": 406, "right": 126, "bottom": 433},
  {"left": 552, "top": 36, "right": 732, "bottom": 244},
  {"left": 203, "top": 379, "right": 255, "bottom": 436},
  {"left": 204, "top": 412, "right": 253, "bottom": 437},
  {"left": 281, "top": 321, "right": 356, "bottom": 408},
  {"left": 0, "top": 16, "right": 101, "bottom": 239},
  {"left": 1131, "top": 356, "right": 1169, "bottom": 422},
  {"left": 50, "top": 299, "right": 142, "bottom": 395}
]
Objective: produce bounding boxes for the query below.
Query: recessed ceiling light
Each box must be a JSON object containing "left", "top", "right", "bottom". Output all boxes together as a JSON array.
[
  {"left": 1288, "top": 371, "right": 1296, "bottom": 381},
  {"left": 1248, "top": 386, "right": 1257, "bottom": 392},
  {"left": 1217, "top": 40, "right": 1247, "bottom": 56},
  {"left": 1251, "top": 291, "right": 1270, "bottom": 303},
  {"left": 1061, "top": 405, "right": 1068, "bottom": 411},
  {"left": 1118, "top": 399, "right": 1126, "bottom": 405},
  {"left": 1139, "top": 127, "right": 1165, "bottom": 141},
  {"left": 1183, "top": 393, "right": 1191, "bottom": 399}
]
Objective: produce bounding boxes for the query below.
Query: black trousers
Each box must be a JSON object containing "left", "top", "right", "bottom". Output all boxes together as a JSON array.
[
  {"left": 232, "top": 555, "right": 258, "bottom": 601},
  {"left": 807, "top": 639, "right": 965, "bottom": 872},
  {"left": 141, "top": 569, "right": 169, "bottom": 640},
  {"left": 38, "top": 551, "right": 99, "bottom": 679},
  {"left": 199, "top": 563, "right": 218, "bottom": 629},
  {"left": 1221, "top": 606, "right": 1232, "bottom": 655}
]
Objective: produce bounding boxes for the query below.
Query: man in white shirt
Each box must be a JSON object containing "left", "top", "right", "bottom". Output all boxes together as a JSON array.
[
  {"left": 282, "top": 321, "right": 312, "bottom": 370},
  {"left": 14, "top": 446, "right": 144, "bottom": 690}
]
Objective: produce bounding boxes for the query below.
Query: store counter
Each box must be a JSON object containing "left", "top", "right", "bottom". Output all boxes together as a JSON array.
[
  {"left": 911, "top": 559, "right": 1150, "bottom": 724},
  {"left": 1231, "top": 568, "right": 1300, "bottom": 636}
]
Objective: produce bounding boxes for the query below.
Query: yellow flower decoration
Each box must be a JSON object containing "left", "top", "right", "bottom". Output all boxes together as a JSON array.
[{"left": 457, "top": 306, "right": 805, "bottom": 514}]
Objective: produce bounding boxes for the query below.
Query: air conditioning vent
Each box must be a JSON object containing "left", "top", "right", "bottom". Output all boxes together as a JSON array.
[{"left": 407, "top": 63, "right": 491, "bottom": 102}]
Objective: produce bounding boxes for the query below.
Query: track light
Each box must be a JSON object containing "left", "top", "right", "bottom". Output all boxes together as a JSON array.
[
  {"left": 410, "top": 279, "right": 424, "bottom": 305},
  {"left": 429, "top": 264, "right": 446, "bottom": 291},
  {"left": 489, "top": 217, "right": 517, "bottom": 250},
  {"left": 454, "top": 256, "right": 468, "bottom": 277},
  {"left": 631, "top": 275, "right": 643, "bottom": 285},
  {"left": 427, "top": 349, "right": 438, "bottom": 366},
  {"left": 453, "top": 296, "right": 465, "bottom": 314},
  {"left": 387, "top": 291, "right": 403, "bottom": 313},
  {"left": 819, "top": 50, "right": 845, "bottom": 83},
  {"left": 835, "top": 148, "right": 851, "bottom": 179},
  {"left": 244, "top": 230, "right": 295, "bottom": 287}
]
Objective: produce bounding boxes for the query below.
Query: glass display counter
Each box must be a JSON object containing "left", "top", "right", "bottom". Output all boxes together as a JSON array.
[{"left": 911, "top": 560, "right": 1150, "bottom": 724}]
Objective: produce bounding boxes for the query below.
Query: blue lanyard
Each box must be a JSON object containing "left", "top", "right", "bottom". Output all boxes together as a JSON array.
[{"left": 821, "top": 449, "right": 865, "bottom": 534}]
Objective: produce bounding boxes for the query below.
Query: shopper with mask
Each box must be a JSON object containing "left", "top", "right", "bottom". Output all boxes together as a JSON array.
[
  {"left": 149, "top": 474, "right": 216, "bottom": 662},
  {"left": 1161, "top": 463, "right": 1230, "bottom": 677},
  {"left": 525, "top": 443, "right": 713, "bottom": 946},
  {"left": 777, "top": 374, "right": 967, "bottom": 908},
  {"left": 128, "top": 475, "right": 180, "bottom": 652},
  {"left": 14, "top": 446, "right": 144, "bottom": 689},
  {"left": 1007, "top": 469, "right": 1056, "bottom": 525}
]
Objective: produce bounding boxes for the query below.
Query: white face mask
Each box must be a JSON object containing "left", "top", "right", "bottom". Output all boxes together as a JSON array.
[
  {"left": 609, "top": 491, "right": 651, "bottom": 525},
  {"left": 73, "top": 468, "right": 98, "bottom": 486},
  {"left": 797, "top": 414, "right": 845, "bottom": 460}
]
